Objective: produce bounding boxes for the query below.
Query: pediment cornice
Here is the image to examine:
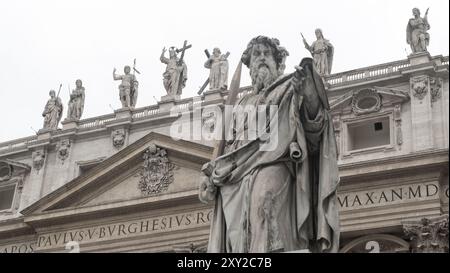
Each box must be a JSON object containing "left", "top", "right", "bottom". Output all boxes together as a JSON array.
[{"left": 20, "top": 132, "right": 212, "bottom": 218}]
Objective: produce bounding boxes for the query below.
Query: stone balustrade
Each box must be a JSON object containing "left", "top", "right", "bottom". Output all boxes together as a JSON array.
[
  {"left": 0, "top": 55, "right": 448, "bottom": 156},
  {"left": 325, "top": 59, "right": 411, "bottom": 86},
  {"left": 325, "top": 55, "right": 448, "bottom": 88},
  {"left": 77, "top": 114, "right": 116, "bottom": 130}
]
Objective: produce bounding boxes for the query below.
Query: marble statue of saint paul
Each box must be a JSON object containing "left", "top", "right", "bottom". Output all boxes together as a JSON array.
[{"left": 199, "top": 36, "right": 340, "bottom": 253}]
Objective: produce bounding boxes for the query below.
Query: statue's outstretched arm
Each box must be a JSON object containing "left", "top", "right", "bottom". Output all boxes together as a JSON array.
[
  {"left": 160, "top": 47, "right": 169, "bottom": 64},
  {"left": 112, "top": 68, "right": 122, "bottom": 81}
]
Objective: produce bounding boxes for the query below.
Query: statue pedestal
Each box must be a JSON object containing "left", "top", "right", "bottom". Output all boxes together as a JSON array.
[
  {"left": 158, "top": 95, "right": 180, "bottom": 112},
  {"left": 114, "top": 107, "right": 133, "bottom": 120},
  {"left": 161, "top": 94, "right": 181, "bottom": 102},
  {"left": 408, "top": 51, "right": 432, "bottom": 66},
  {"left": 36, "top": 129, "right": 52, "bottom": 140},
  {"left": 202, "top": 89, "right": 224, "bottom": 103},
  {"left": 61, "top": 119, "right": 78, "bottom": 130}
]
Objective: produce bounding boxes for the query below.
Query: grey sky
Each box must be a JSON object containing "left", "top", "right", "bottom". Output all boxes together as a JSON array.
[{"left": 0, "top": 0, "right": 448, "bottom": 142}]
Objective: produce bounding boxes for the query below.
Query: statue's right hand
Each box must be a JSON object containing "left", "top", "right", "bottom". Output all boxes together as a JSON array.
[
  {"left": 113, "top": 68, "right": 116, "bottom": 73},
  {"left": 198, "top": 175, "right": 217, "bottom": 204},
  {"left": 162, "top": 47, "right": 167, "bottom": 53}
]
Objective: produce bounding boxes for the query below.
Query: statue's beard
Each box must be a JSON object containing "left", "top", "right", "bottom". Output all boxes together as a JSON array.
[{"left": 250, "top": 64, "right": 278, "bottom": 92}]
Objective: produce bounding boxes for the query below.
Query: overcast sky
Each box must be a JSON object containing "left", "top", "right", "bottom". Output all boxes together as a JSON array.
[{"left": 0, "top": 0, "right": 448, "bottom": 142}]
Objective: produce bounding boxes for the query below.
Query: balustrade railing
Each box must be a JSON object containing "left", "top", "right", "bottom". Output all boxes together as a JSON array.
[{"left": 1, "top": 56, "right": 448, "bottom": 155}]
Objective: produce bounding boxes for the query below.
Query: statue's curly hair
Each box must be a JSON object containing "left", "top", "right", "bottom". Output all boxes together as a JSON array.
[{"left": 241, "top": 36, "right": 289, "bottom": 69}]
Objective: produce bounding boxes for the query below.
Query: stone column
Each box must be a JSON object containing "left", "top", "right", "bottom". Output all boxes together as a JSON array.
[
  {"left": 26, "top": 132, "right": 52, "bottom": 202},
  {"left": 440, "top": 171, "right": 449, "bottom": 214},
  {"left": 25, "top": 147, "right": 48, "bottom": 204},
  {"left": 402, "top": 215, "right": 449, "bottom": 253},
  {"left": 409, "top": 75, "right": 434, "bottom": 151},
  {"left": 430, "top": 77, "right": 447, "bottom": 148}
]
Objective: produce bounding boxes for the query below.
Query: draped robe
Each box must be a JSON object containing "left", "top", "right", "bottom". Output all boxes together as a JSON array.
[
  {"left": 42, "top": 97, "right": 63, "bottom": 130},
  {"left": 205, "top": 59, "right": 340, "bottom": 253},
  {"left": 406, "top": 17, "right": 430, "bottom": 53},
  {"left": 161, "top": 57, "right": 187, "bottom": 96},
  {"left": 205, "top": 55, "right": 229, "bottom": 90}
]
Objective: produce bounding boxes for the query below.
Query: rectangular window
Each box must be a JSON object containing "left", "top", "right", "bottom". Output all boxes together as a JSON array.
[
  {"left": 347, "top": 117, "right": 390, "bottom": 151},
  {"left": 0, "top": 184, "right": 16, "bottom": 211}
]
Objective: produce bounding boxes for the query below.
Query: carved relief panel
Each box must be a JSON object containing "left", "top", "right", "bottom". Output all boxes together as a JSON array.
[
  {"left": 57, "top": 139, "right": 71, "bottom": 164},
  {"left": 410, "top": 75, "right": 429, "bottom": 101},
  {"left": 111, "top": 128, "right": 127, "bottom": 149}
]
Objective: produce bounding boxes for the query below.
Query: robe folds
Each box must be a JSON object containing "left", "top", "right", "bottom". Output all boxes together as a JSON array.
[{"left": 205, "top": 59, "right": 340, "bottom": 253}]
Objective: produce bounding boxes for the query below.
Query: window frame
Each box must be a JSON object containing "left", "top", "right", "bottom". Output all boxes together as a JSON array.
[
  {"left": 0, "top": 181, "right": 18, "bottom": 213},
  {"left": 342, "top": 111, "right": 396, "bottom": 157}
]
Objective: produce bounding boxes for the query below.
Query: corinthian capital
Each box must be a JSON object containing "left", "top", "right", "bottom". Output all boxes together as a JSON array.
[{"left": 402, "top": 215, "right": 449, "bottom": 253}]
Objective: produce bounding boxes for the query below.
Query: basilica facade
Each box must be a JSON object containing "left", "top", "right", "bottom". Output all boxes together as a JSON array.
[{"left": 0, "top": 50, "right": 448, "bottom": 253}]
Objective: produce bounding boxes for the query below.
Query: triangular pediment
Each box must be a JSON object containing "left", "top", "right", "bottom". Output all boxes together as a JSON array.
[
  {"left": 20, "top": 132, "right": 213, "bottom": 222},
  {"left": 330, "top": 86, "right": 410, "bottom": 114}
]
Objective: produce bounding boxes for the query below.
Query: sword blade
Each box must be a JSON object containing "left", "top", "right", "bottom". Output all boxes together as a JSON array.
[{"left": 211, "top": 61, "right": 243, "bottom": 159}]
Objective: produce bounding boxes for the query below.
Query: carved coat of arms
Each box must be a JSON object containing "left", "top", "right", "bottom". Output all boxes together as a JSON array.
[
  {"left": 111, "top": 129, "right": 126, "bottom": 149},
  {"left": 138, "top": 144, "right": 176, "bottom": 196},
  {"left": 410, "top": 76, "right": 428, "bottom": 100}
]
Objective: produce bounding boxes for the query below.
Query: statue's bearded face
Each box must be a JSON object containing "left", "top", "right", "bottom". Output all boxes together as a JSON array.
[{"left": 249, "top": 43, "right": 278, "bottom": 92}]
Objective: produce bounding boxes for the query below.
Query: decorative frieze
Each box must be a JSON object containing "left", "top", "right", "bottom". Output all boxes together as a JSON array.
[
  {"left": 338, "top": 181, "right": 440, "bottom": 211},
  {"left": 35, "top": 208, "right": 213, "bottom": 251}
]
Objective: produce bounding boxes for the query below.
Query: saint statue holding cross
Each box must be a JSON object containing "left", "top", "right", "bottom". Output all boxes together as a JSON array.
[{"left": 160, "top": 41, "right": 190, "bottom": 97}]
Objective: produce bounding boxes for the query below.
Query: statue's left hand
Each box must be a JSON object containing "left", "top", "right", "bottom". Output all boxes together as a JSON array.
[
  {"left": 294, "top": 64, "right": 322, "bottom": 117},
  {"left": 293, "top": 65, "right": 306, "bottom": 92},
  {"left": 199, "top": 175, "right": 217, "bottom": 204}
]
